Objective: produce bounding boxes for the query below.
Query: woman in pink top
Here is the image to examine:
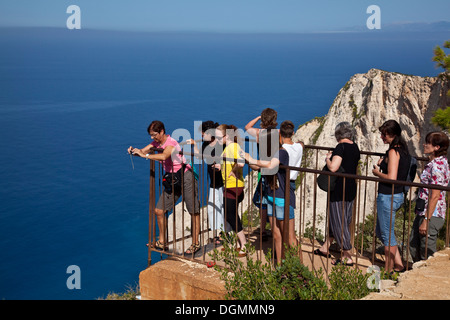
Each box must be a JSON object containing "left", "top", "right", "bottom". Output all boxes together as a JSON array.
[{"left": 128, "top": 120, "right": 201, "bottom": 255}]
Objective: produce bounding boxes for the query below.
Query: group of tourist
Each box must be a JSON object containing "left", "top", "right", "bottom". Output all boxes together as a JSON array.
[{"left": 127, "top": 112, "right": 449, "bottom": 272}]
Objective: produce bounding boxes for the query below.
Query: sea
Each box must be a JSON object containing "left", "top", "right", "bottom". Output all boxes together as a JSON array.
[{"left": 0, "top": 27, "right": 447, "bottom": 300}]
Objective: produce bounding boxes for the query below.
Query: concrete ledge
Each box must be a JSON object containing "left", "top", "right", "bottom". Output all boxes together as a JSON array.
[{"left": 139, "top": 257, "right": 227, "bottom": 300}]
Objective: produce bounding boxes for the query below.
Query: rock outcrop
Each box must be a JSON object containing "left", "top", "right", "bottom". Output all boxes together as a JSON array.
[
  {"left": 292, "top": 68, "right": 449, "bottom": 235},
  {"left": 294, "top": 68, "right": 449, "bottom": 156}
]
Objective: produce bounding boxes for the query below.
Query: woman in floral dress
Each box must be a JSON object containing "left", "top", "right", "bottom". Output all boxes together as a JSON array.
[{"left": 409, "top": 131, "right": 450, "bottom": 261}]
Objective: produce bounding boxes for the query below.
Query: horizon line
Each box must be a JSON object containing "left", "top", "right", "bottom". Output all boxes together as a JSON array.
[{"left": 0, "top": 20, "right": 449, "bottom": 35}]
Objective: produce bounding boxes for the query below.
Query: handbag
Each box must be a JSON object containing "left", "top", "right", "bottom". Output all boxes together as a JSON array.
[
  {"left": 317, "top": 165, "right": 344, "bottom": 192},
  {"left": 252, "top": 174, "right": 267, "bottom": 207},
  {"left": 317, "top": 144, "right": 346, "bottom": 192},
  {"left": 162, "top": 168, "right": 183, "bottom": 194},
  {"left": 415, "top": 198, "right": 425, "bottom": 212}
]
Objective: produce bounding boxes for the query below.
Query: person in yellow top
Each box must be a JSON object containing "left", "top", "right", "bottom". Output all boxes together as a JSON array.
[
  {"left": 221, "top": 139, "right": 245, "bottom": 189},
  {"left": 213, "top": 124, "right": 247, "bottom": 256}
]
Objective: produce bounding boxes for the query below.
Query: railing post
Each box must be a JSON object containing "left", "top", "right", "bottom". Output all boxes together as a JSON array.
[
  {"left": 281, "top": 167, "right": 291, "bottom": 260},
  {"left": 447, "top": 195, "right": 450, "bottom": 249},
  {"left": 387, "top": 184, "right": 395, "bottom": 272},
  {"left": 371, "top": 181, "right": 378, "bottom": 265},
  {"left": 406, "top": 188, "right": 413, "bottom": 270},
  {"left": 148, "top": 155, "right": 156, "bottom": 267}
]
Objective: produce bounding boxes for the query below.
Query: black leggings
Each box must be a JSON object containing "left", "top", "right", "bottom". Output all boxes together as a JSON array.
[{"left": 225, "top": 197, "right": 243, "bottom": 233}]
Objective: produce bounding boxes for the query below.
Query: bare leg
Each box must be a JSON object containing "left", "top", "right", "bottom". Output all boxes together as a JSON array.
[
  {"left": 237, "top": 230, "right": 247, "bottom": 253},
  {"left": 394, "top": 246, "right": 404, "bottom": 271},
  {"left": 318, "top": 236, "right": 334, "bottom": 255},
  {"left": 154, "top": 208, "right": 166, "bottom": 244},
  {"left": 342, "top": 250, "right": 353, "bottom": 264},
  {"left": 385, "top": 245, "right": 402, "bottom": 272},
  {"left": 268, "top": 216, "right": 282, "bottom": 263},
  {"left": 278, "top": 218, "right": 298, "bottom": 248},
  {"left": 191, "top": 213, "right": 200, "bottom": 245}
]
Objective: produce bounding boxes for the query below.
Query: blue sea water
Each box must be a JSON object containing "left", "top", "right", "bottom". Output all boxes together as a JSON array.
[{"left": 0, "top": 27, "right": 447, "bottom": 299}]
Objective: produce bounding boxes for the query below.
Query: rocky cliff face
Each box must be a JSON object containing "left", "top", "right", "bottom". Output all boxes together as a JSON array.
[
  {"left": 294, "top": 68, "right": 449, "bottom": 157},
  {"left": 292, "top": 68, "right": 449, "bottom": 235}
]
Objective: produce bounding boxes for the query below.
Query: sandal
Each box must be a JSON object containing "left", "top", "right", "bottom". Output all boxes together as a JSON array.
[
  {"left": 154, "top": 240, "right": 168, "bottom": 251},
  {"left": 212, "top": 236, "right": 223, "bottom": 246},
  {"left": 314, "top": 249, "right": 331, "bottom": 258},
  {"left": 331, "top": 258, "right": 354, "bottom": 267},
  {"left": 185, "top": 243, "right": 201, "bottom": 255},
  {"left": 146, "top": 240, "right": 168, "bottom": 250},
  {"left": 237, "top": 249, "right": 247, "bottom": 257}
]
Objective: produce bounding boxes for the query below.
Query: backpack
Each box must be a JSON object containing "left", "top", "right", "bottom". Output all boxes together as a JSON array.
[{"left": 404, "top": 155, "right": 417, "bottom": 193}]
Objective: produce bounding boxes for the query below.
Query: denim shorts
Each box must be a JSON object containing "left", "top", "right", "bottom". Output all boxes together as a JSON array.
[
  {"left": 376, "top": 193, "right": 404, "bottom": 246},
  {"left": 266, "top": 199, "right": 295, "bottom": 221}
]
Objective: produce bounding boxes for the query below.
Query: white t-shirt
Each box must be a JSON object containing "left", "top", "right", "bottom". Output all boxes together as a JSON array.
[{"left": 282, "top": 143, "right": 303, "bottom": 181}]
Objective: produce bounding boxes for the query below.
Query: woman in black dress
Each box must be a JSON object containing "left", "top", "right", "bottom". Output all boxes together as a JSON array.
[{"left": 314, "top": 122, "right": 360, "bottom": 266}]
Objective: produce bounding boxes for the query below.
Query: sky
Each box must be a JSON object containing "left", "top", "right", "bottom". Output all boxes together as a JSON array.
[{"left": 0, "top": 0, "right": 449, "bottom": 33}]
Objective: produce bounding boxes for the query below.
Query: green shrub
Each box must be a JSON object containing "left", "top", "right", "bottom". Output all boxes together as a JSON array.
[
  {"left": 327, "top": 262, "right": 373, "bottom": 300},
  {"left": 98, "top": 284, "right": 140, "bottom": 300},
  {"left": 211, "top": 233, "right": 375, "bottom": 300}
]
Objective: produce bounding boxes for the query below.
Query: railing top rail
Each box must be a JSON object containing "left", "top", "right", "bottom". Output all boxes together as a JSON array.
[
  {"left": 303, "top": 144, "right": 429, "bottom": 162},
  {"left": 145, "top": 154, "right": 449, "bottom": 193},
  {"left": 150, "top": 142, "right": 429, "bottom": 162},
  {"left": 146, "top": 144, "right": 443, "bottom": 190},
  {"left": 281, "top": 164, "right": 450, "bottom": 192}
]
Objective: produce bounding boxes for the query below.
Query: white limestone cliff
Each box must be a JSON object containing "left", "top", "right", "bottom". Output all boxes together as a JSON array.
[
  {"left": 292, "top": 68, "right": 449, "bottom": 237},
  {"left": 295, "top": 68, "right": 449, "bottom": 157}
]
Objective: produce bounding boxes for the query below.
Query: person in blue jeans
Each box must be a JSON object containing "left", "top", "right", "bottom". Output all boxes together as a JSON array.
[
  {"left": 241, "top": 128, "right": 295, "bottom": 264},
  {"left": 372, "top": 120, "right": 410, "bottom": 273}
]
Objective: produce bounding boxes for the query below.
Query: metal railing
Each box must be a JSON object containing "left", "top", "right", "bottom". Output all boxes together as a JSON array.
[{"left": 145, "top": 143, "right": 450, "bottom": 277}]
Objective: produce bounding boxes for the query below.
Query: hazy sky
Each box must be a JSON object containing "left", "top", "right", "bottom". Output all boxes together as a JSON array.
[{"left": 0, "top": 0, "right": 449, "bottom": 32}]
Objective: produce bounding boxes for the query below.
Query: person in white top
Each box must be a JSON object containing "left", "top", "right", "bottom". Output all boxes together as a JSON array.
[
  {"left": 279, "top": 120, "right": 303, "bottom": 247},
  {"left": 280, "top": 120, "right": 303, "bottom": 181}
]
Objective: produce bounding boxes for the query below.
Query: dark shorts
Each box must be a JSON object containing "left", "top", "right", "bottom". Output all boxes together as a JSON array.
[{"left": 156, "top": 169, "right": 200, "bottom": 214}]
